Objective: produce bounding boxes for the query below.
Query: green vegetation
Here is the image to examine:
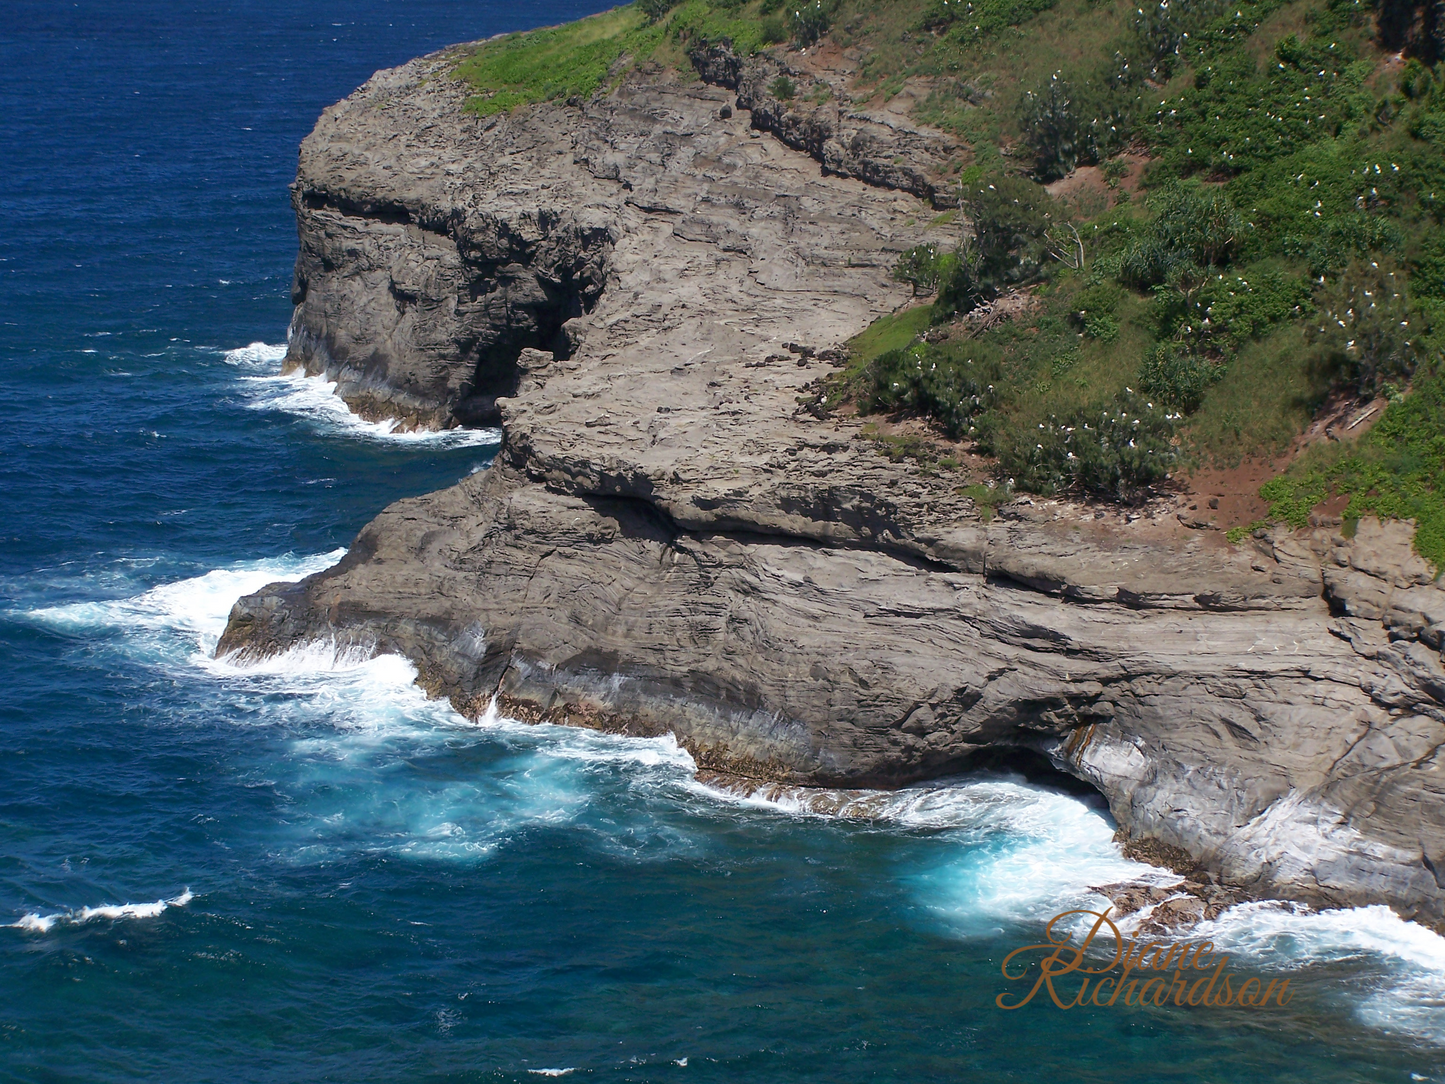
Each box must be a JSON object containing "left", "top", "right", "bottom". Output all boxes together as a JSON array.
[
  {"left": 457, "top": 0, "right": 1445, "bottom": 555},
  {"left": 454, "top": 7, "right": 662, "bottom": 116},
  {"left": 453, "top": 1, "right": 791, "bottom": 115},
  {"left": 1249, "top": 365, "right": 1445, "bottom": 566},
  {"left": 837, "top": 0, "right": 1445, "bottom": 552}
]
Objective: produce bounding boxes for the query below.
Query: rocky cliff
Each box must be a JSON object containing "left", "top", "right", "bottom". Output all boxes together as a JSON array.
[{"left": 225, "top": 45, "right": 1445, "bottom": 928}]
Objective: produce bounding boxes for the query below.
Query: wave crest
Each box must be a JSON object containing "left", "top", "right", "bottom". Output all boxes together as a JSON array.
[{"left": 8, "top": 890, "right": 195, "bottom": 935}]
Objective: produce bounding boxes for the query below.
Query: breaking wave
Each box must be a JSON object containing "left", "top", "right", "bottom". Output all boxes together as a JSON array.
[
  {"left": 8, "top": 890, "right": 195, "bottom": 934},
  {"left": 16, "top": 554, "right": 1445, "bottom": 1047},
  {"left": 222, "top": 342, "right": 501, "bottom": 447}
]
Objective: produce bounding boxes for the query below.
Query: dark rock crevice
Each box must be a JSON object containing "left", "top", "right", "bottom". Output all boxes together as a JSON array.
[{"left": 286, "top": 188, "right": 615, "bottom": 429}]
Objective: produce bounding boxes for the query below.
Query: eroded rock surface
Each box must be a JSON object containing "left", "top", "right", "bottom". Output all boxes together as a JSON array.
[{"left": 229, "top": 48, "right": 1445, "bottom": 928}]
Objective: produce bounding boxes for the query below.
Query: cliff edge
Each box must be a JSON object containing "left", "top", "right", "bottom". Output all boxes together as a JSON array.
[{"left": 223, "top": 47, "right": 1445, "bottom": 928}]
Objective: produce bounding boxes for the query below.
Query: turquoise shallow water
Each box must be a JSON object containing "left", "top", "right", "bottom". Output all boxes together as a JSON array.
[{"left": 3, "top": 3, "right": 1445, "bottom": 1081}]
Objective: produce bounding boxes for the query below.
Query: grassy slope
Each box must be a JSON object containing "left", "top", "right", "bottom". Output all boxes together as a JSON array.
[{"left": 449, "top": 0, "right": 1445, "bottom": 564}]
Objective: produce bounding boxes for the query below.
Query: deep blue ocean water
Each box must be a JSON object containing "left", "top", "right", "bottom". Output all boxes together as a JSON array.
[{"left": 3, "top": 2, "right": 1445, "bottom": 1081}]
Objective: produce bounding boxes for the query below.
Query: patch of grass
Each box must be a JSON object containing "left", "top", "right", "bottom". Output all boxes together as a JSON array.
[
  {"left": 845, "top": 305, "right": 933, "bottom": 374},
  {"left": 455, "top": 6, "right": 663, "bottom": 115},
  {"left": 960, "top": 481, "right": 1014, "bottom": 520},
  {"left": 453, "top": 1, "right": 786, "bottom": 115},
  {"left": 1249, "top": 366, "right": 1445, "bottom": 567},
  {"left": 769, "top": 75, "right": 796, "bottom": 100},
  {"left": 1182, "top": 327, "right": 1334, "bottom": 466}
]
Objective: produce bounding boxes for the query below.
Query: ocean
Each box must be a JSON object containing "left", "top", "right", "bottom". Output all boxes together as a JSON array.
[{"left": 1, "top": 2, "right": 1443, "bottom": 1080}]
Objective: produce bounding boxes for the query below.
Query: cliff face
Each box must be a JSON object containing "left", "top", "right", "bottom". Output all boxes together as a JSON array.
[{"left": 226, "top": 47, "right": 1445, "bottom": 927}]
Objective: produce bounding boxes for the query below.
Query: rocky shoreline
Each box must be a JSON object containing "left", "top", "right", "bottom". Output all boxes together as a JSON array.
[{"left": 221, "top": 44, "right": 1445, "bottom": 929}]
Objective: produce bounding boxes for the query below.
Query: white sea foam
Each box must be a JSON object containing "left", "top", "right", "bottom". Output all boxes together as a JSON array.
[
  {"left": 27, "top": 551, "right": 345, "bottom": 657},
  {"left": 694, "top": 773, "right": 1175, "bottom": 925},
  {"left": 1194, "top": 900, "right": 1445, "bottom": 1045},
  {"left": 223, "top": 341, "right": 500, "bottom": 448},
  {"left": 26, "top": 550, "right": 1445, "bottom": 1047},
  {"left": 526, "top": 1070, "right": 576, "bottom": 1077},
  {"left": 8, "top": 890, "right": 194, "bottom": 934},
  {"left": 221, "top": 341, "right": 288, "bottom": 368}
]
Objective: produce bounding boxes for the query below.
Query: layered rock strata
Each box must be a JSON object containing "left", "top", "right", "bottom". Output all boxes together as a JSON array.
[{"left": 226, "top": 47, "right": 1445, "bottom": 928}]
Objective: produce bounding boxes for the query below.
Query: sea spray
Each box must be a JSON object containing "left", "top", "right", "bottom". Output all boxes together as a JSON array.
[{"left": 225, "top": 343, "right": 501, "bottom": 447}]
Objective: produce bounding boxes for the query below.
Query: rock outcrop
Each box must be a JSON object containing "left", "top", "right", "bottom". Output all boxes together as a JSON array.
[{"left": 227, "top": 46, "right": 1445, "bottom": 929}]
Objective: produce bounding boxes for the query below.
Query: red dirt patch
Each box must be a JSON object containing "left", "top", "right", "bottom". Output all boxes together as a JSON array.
[{"left": 1044, "top": 153, "right": 1149, "bottom": 217}]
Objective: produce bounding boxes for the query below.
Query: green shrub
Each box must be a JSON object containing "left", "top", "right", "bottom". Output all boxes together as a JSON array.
[
  {"left": 770, "top": 75, "right": 796, "bottom": 100},
  {"left": 638, "top": 0, "right": 679, "bottom": 24},
  {"left": 933, "top": 240, "right": 988, "bottom": 318},
  {"left": 1119, "top": 237, "right": 1197, "bottom": 290},
  {"left": 1193, "top": 271, "right": 1311, "bottom": 349},
  {"left": 996, "top": 389, "right": 1179, "bottom": 501},
  {"left": 857, "top": 342, "right": 1004, "bottom": 438},
  {"left": 1152, "top": 269, "right": 1311, "bottom": 354},
  {"left": 1145, "top": 36, "right": 1370, "bottom": 178},
  {"left": 1022, "top": 73, "right": 1085, "bottom": 181},
  {"left": 934, "top": 176, "right": 1055, "bottom": 319},
  {"left": 1131, "top": 0, "right": 1228, "bottom": 81},
  {"left": 1072, "top": 282, "right": 1122, "bottom": 340},
  {"left": 1306, "top": 259, "right": 1423, "bottom": 394},
  {"left": 1413, "top": 230, "right": 1445, "bottom": 301},
  {"left": 1021, "top": 73, "right": 1132, "bottom": 181},
  {"left": 1119, "top": 186, "right": 1244, "bottom": 288},
  {"left": 1138, "top": 343, "right": 1224, "bottom": 411},
  {"left": 892, "top": 244, "right": 960, "bottom": 295},
  {"left": 919, "top": 0, "right": 1064, "bottom": 39},
  {"left": 790, "top": 0, "right": 832, "bottom": 46},
  {"left": 1282, "top": 215, "right": 1404, "bottom": 277}
]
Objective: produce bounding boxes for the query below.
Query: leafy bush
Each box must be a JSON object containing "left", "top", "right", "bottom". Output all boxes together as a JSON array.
[
  {"left": 1193, "top": 271, "right": 1311, "bottom": 348},
  {"left": 1131, "top": 0, "right": 1227, "bottom": 81},
  {"left": 1138, "top": 343, "right": 1224, "bottom": 410},
  {"left": 1072, "top": 282, "right": 1122, "bottom": 340},
  {"left": 1282, "top": 215, "right": 1404, "bottom": 277},
  {"left": 919, "top": 0, "right": 1064, "bottom": 39},
  {"left": 996, "top": 389, "right": 1179, "bottom": 501},
  {"left": 1022, "top": 73, "right": 1085, "bottom": 182},
  {"left": 638, "top": 0, "right": 680, "bottom": 24},
  {"left": 857, "top": 343, "right": 1003, "bottom": 438},
  {"left": 1021, "top": 73, "right": 1132, "bottom": 181},
  {"left": 1119, "top": 186, "right": 1243, "bottom": 288},
  {"left": 790, "top": 0, "right": 832, "bottom": 46},
  {"left": 934, "top": 176, "right": 1055, "bottom": 318},
  {"left": 1413, "top": 230, "right": 1445, "bottom": 301},
  {"left": 759, "top": 15, "right": 789, "bottom": 43},
  {"left": 1152, "top": 269, "right": 1311, "bottom": 354},
  {"left": 770, "top": 75, "right": 796, "bottom": 100},
  {"left": 892, "top": 244, "right": 960, "bottom": 295},
  {"left": 1306, "top": 259, "right": 1423, "bottom": 394},
  {"left": 1144, "top": 37, "right": 1371, "bottom": 178}
]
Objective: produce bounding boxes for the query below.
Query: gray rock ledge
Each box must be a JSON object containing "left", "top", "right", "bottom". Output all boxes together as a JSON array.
[{"left": 225, "top": 48, "right": 1445, "bottom": 929}]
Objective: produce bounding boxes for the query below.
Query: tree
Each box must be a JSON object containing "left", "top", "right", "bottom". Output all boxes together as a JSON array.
[
  {"left": 1307, "top": 259, "right": 1423, "bottom": 395},
  {"left": 1022, "top": 73, "right": 1083, "bottom": 182},
  {"left": 933, "top": 176, "right": 1055, "bottom": 319}
]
